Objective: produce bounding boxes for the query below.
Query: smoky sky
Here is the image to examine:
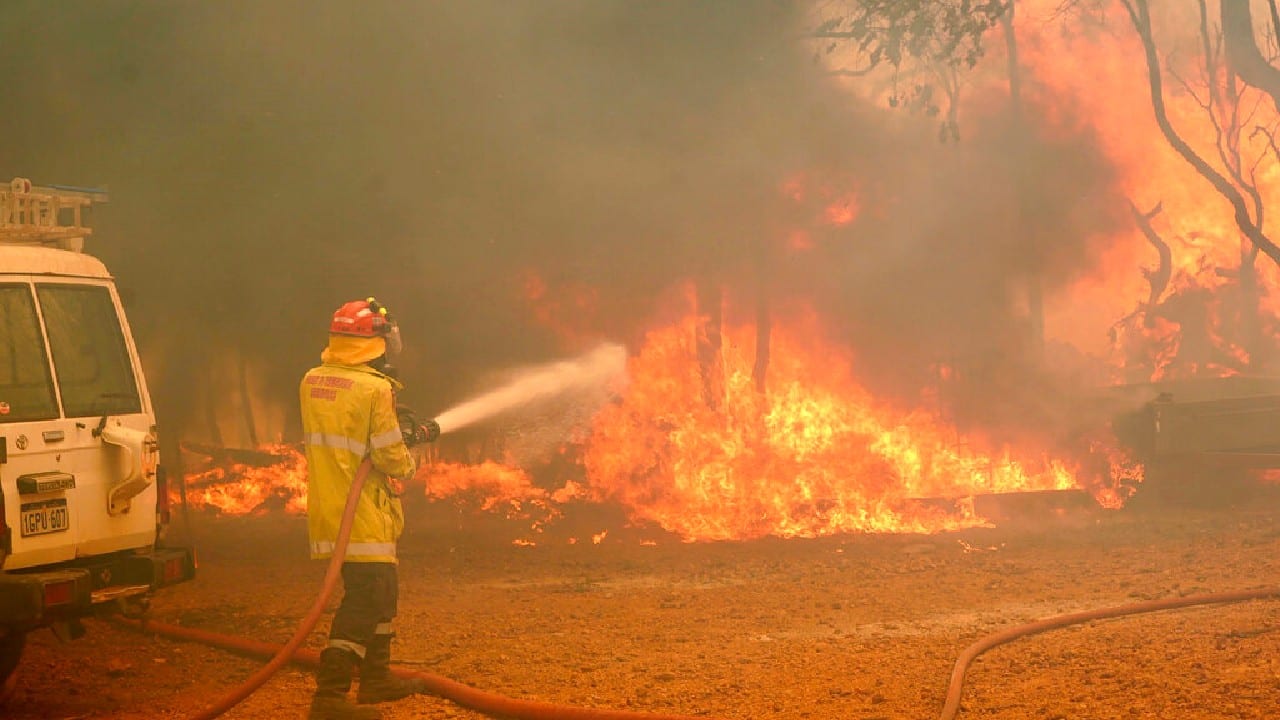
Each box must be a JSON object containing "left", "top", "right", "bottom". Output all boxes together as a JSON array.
[{"left": 0, "top": 1, "right": 1124, "bottom": 448}]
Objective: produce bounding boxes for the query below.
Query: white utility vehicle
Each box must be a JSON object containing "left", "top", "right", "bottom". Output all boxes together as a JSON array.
[{"left": 0, "top": 178, "right": 194, "bottom": 697}]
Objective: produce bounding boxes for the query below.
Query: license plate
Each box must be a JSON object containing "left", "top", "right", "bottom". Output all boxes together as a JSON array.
[{"left": 20, "top": 498, "right": 69, "bottom": 537}]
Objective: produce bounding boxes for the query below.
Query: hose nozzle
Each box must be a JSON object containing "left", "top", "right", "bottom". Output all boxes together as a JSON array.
[
  {"left": 422, "top": 418, "right": 441, "bottom": 443},
  {"left": 397, "top": 406, "right": 441, "bottom": 446}
]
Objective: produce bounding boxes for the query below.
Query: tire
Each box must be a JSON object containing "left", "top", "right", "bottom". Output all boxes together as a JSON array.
[{"left": 0, "top": 630, "right": 24, "bottom": 705}]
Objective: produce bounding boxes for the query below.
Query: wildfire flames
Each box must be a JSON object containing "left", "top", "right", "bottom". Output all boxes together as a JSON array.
[
  {"left": 184, "top": 444, "right": 309, "bottom": 515},
  {"left": 182, "top": 299, "right": 1102, "bottom": 540},
  {"left": 1013, "top": 2, "right": 1280, "bottom": 379},
  {"left": 183, "top": 2, "right": 1280, "bottom": 541},
  {"left": 581, "top": 306, "right": 1077, "bottom": 540}
]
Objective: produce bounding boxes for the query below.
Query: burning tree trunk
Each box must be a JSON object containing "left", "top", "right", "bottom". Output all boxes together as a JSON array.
[
  {"left": 1220, "top": 0, "right": 1280, "bottom": 111},
  {"left": 1214, "top": 244, "right": 1265, "bottom": 368},
  {"left": 153, "top": 334, "right": 196, "bottom": 533},
  {"left": 182, "top": 441, "right": 295, "bottom": 477},
  {"left": 203, "top": 361, "right": 224, "bottom": 447},
  {"left": 1001, "top": 0, "right": 1045, "bottom": 355},
  {"left": 751, "top": 233, "right": 772, "bottom": 395},
  {"left": 695, "top": 279, "right": 724, "bottom": 409},
  {"left": 1238, "top": 243, "right": 1263, "bottom": 364},
  {"left": 1202, "top": 0, "right": 1268, "bottom": 365},
  {"left": 752, "top": 285, "right": 771, "bottom": 395},
  {"left": 237, "top": 350, "right": 259, "bottom": 447}
]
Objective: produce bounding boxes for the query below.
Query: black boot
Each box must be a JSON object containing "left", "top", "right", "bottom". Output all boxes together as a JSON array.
[
  {"left": 356, "top": 635, "right": 429, "bottom": 704},
  {"left": 309, "top": 648, "right": 382, "bottom": 720}
]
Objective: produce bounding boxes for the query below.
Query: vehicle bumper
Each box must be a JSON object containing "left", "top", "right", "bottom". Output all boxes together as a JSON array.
[{"left": 0, "top": 546, "right": 195, "bottom": 627}]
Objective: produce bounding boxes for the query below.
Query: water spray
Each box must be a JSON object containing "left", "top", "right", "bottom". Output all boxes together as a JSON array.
[{"left": 432, "top": 342, "right": 628, "bottom": 435}]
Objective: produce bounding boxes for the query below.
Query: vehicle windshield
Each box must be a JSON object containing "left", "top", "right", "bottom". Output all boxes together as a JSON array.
[
  {"left": 37, "top": 284, "right": 141, "bottom": 418},
  {"left": 0, "top": 284, "right": 59, "bottom": 423}
]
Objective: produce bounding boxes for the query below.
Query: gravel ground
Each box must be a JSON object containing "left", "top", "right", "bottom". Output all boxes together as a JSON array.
[{"left": 4, "top": 486, "right": 1279, "bottom": 720}]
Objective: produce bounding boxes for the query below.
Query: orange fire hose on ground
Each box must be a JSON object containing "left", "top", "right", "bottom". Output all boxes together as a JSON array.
[
  {"left": 115, "top": 615, "right": 710, "bottom": 720},
  {"left": 115, "top": 456, "right": 709, "bottom": 720},
  {"left": 112, "top": 454, "right": 1280, "bottom": 720},
  {"left": 937, "top": 586, "right": 1280, "bottom": 720},
  {"left": 176, "top": 457, "right": 376, "bottom": 720}
]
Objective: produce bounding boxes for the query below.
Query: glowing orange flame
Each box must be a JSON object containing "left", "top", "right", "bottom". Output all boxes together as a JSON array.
[
  {"left": 416, "top": 460, "right": 577, "bottom": 531},
  {"left": 181, "top": 300, "right": 1120, "bottom": 541},
  {"left": 823, "top": 193, "right": 859, "bottom": 226},
  {"left": 778, "top": 173, "right": 861, "bottom": 253},
  {"left": 1009, "top": 3, "right": 1280, "bottom": 378},
  {"left": 182, "top": 443, "right": 308, "bottom": 515},
  {"left": 582, "top": 299, "right": 1079, "bottom": 541}
]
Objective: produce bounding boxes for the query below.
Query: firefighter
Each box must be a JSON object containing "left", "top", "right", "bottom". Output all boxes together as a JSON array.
[{"left": 300, "top": 298, "right": 438, "bottom": 720}]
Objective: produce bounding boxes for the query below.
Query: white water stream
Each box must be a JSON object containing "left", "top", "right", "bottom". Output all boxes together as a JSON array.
[{"left": 433, "top": 342, "right": 628, "bottom": 435}]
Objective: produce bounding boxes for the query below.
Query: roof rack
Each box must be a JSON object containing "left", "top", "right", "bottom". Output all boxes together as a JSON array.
[{"left": 0, "top": 177, "right": 108, "bottom": 250}]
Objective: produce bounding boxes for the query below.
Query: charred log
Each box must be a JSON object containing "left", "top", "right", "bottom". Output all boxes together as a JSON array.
[{"left": 182, "top": 441, "right": 297, "bottom": 468}]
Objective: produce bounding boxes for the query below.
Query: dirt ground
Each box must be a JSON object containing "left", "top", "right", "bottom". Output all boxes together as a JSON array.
[{"left": 4, "top": 485, "right": 1280, "bottom": 720}]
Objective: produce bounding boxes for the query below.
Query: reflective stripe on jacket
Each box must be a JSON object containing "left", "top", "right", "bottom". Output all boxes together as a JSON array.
[{"left": 300, "top": 362, "right": 415, "bottom": 564}]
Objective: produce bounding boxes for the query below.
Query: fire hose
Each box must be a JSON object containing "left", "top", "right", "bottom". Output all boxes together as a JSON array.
[
  {"left": 114, "top": 454, "right": 709, "bottom": 720},
  {"left": 937, "top": 586, "right": 1280, "bottom": 720},
  {"left": 114, "top": 555, "right": 1280, "bottom": 720},
  {"left": 169, "top": 456, "right": 378, "bottom": 720},
  {"left": 110, "top": 449, "right": 1280, "bottom": 720}
]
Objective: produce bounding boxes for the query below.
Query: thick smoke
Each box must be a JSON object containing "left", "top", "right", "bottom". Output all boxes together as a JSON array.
[{"left": 0, "top": 1, "right": 1123, "bottom": 455}]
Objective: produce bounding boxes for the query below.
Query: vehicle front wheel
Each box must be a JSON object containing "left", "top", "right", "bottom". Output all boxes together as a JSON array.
[{"left": 0, "top": 630, "right": 24, "bottom": 704}]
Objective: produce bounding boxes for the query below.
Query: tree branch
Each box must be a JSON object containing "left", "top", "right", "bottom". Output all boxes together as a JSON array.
[
  {"left": 1269, "top": 0, "right": 1280, "bottom": 56},
  {"left": 1221, "top": 0, "right": 1280, "bottom": 109},
  {"left": 1123, "top": 0, "right": 1280, "bottom": 264},
  {"left": 1128, "top": 199, "right": 1172, "bottom": 326},
  {"left": 826, "top": 67, "right": 876, "bottom": 78}
]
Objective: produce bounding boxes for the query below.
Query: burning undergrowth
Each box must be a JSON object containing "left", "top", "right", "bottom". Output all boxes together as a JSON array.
[
  {"left": 182, "top": 443, "right": 309, "bottom": 515},
  {"left": 181, "top": 289, "right": 1139, "bottom": 543}
]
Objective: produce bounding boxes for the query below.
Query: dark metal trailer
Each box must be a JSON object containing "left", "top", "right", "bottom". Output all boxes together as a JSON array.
[{"left": 1109, "top": 376, "right": 1280, "bottom": 501}]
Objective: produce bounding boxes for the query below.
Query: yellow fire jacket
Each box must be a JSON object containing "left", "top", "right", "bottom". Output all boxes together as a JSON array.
[{"left": 300, "top": 362, "right": 415, "bottom": 564}]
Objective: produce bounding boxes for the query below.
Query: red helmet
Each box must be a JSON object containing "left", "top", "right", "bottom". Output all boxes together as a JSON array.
[{"left": 329, "top": 298, "right": 393, "bottom": 337}]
